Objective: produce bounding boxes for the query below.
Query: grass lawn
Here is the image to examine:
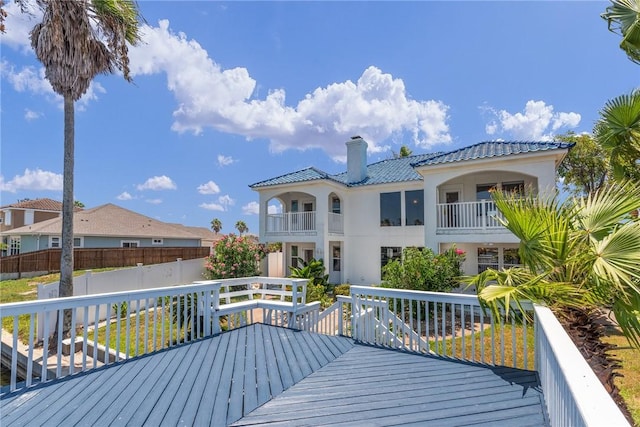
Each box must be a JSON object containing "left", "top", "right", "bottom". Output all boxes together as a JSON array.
[
  {"left": 1, "top": 269, "right": 116, "bottom": 340},
  {"left": 602, "top": 327, "right": 640, "bottom": 426}
]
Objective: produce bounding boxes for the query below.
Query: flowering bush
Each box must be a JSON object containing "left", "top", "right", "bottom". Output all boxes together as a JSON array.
[
  {"left": 382, "top": 246, "right": 465, "bottom": 293},
  {"left": 205, "top": 234, "right": 267, "bottom": 279}
]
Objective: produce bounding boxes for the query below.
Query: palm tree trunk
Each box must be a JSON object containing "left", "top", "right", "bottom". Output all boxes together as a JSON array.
[{"left": 58, "top": 94, "right": 75, "bottom": 344}]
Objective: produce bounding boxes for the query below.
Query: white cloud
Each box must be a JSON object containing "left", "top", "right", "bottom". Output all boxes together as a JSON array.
[
  {"left": 242, "top": 201, "right": 259, "bottom": 215},
  {"left": 0, "top": 1, "right": 41, "bottom": 52},
  {"left": 197, "top": 180, "right": 220, "bottom": 195},
  {"left": 129, "top": 20, "right": 451, "bottom": 160},
  {"left": 199, "top": 202, "right": 225, "bottom": 212},
  {"left": 0, "top": 168, "right": 62, "bottom": 192},
  {"left": 24, "top": 109, "right": 41, "bottom": 121},
  {"left": 484, "top": 100, "right": 581, "bottom": 141},
  {"left": 0, "top": 61, "right": 106, "bottom": 110},
  {"left": 217, "top": 155, "right": 235, "bottom": 167},
  {"left": 116, "top": 191, "right": 133, "bottom": 201},
  {"left": 137, "top": 175, "right": 177, "bottom": 191},
  {"left": 199, "top": 194, "right": 235, "bottom": 212},
  {"left": 268, "top": 204, "right": 282, "bottom": 214},
  {"left": 145, "top": 198, "right": 163, "bottom": 204}
]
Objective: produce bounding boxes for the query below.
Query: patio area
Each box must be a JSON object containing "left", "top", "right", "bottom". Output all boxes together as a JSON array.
[{"left": 0, "top": 323, "right": 547, "bottom": 426}]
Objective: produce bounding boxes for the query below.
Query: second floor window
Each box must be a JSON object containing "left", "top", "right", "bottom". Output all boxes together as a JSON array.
[
  {"left": 405, "top": 190, "right": 424, "bottom": 226},
  {"left": 380, "top": 192, "right": 401, "bottom": 226}
]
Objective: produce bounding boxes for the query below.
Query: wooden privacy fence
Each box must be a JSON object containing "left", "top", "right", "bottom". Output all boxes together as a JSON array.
[{"left": 0, "top": 247, "right": 210, "bottom": 276}]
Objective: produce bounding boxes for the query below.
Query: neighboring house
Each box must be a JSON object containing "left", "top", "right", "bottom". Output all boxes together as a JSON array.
[
  {"left": 1, "top": 203, "right": 212, "bottom": 255},
  {"left": 0, "top": 198, "right": 70, "bottom": 255},
  {"left": 171, "top": 224, "right": 223, "bottom": 253},
  {"left": 250, "top": 136, "right": 571, "bottom": 285}
]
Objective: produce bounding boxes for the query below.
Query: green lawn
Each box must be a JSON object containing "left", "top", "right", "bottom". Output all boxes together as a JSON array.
[{"left": 602, "top": 327, "right": 640, "bottom": 426}]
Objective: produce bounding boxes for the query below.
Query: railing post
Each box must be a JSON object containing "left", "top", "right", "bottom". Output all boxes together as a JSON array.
[{"left": 482, "top": 200, "right": 487, "bottom": 229}]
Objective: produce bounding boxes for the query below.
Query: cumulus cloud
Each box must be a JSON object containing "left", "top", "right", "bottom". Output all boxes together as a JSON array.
[
  {"left": 129, "top": 20, "right": 451, "bottom": 160},
  {"left": 0, "top": 1, "right": 41, "bottom": 52},
  {"left": 137, "top": 175, "right": 177, "bottom": 191},
  {"left": 242, "top": 201, "right": 259, "bottom": 215},
  {"left": 197, "top": 180, "right": 220, "bottom": 195},
  {"left": 0, "top": 61, "right": 106, "bottom": 110},
  {"left": 217, "top": 155, "right": 235, "bottom": 167},
  {"left": 116, "top": 191, "right": 134, "bottom": 201},
  {"left": 199, "top": 194, "right": 235, "bottom": 211},
  {"left": 0, "top": 168, "right": 62, "bottom": 192},
  {"left": 24, "top": 109, "right": 41, "bottom": 121},
  {"left": 484, "top": 100, "right": 581, "bottom": 141},
  {"left": 268, "top": 204, "right": 282, "bottom": 214}
]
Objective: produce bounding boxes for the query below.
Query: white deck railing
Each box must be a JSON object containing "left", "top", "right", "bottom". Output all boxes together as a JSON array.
[
  {"left": 321, "top": 286, "right": 630, "bottom": 427},
  {"left": 0, "top": 277, "right": 311, "bottom": 395},
  {"left": 436, "top": 200, "right": 504, "bottom": 231},
  {"left": 534, "top": 305, "right": 630, "bottom": 427}
]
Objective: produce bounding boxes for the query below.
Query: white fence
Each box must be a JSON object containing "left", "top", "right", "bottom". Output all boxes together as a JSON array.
[{"left": 36, "top": 258, "right": 206, "bottom": 340}]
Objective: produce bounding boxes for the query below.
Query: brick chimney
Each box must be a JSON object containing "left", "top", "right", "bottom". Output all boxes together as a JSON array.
[{"left": 346, "top": 136, "right": 368, "bottom": 183}]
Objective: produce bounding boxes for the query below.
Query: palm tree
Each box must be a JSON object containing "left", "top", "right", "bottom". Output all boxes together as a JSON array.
[
  {"left": 210, "top": 218, "right": 222, "bottom": 234},
  {"left": 17, "top": 0, "right": 142, "bottom": 339},
  {"left": 593, "top": 90, "right": 640, "bottom": 182},
  {"left": 235, "top": 220, "right": 248, "bottom": 235},
  {"left": 602, "top": 0, "right": 640, "bottom": 64},
  {"left": 467, "top": 182, "right": 640, "bottom": 348}
]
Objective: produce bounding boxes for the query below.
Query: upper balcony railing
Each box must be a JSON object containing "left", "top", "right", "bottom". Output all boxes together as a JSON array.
[
  {"left": 436, "top": 200, "right": 504, "bottom": 232},
  {"left": 265, "top": 211, "right": 344, "bottom": 235}
]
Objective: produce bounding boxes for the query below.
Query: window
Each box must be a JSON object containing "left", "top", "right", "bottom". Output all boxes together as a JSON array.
[
  {"left": 50, "top": 236, "right": 83, "bottom": 248},
  {"left": 503, "top": 248, "right": 521, "bottom": 268},
  {"left": 291, "top": 245, "right": 299, "bottom": 268},
  {"left": 332, "top": 245, "right": 341, "bottom": 271},
  {"left": 291, "top": 200, "right": 299, "bottom": 212},
  {"left": 121, "top": 240, "right": 139, "bottom": 248},
  {"left": 24, "top": 210, "right": 34, "bottom": 225},
  {"left": 405, "top": 190, "right": 424, "bottom": 226},
  {"left": 380, "top": 192, "right": 401, "bottom": 226},
  {"left": 502, "top": 181, "right": 524, "bottom": 196},
  {"left": 331, "top": 197, "right": 341, "bottom": 214},
  {"left": 381, "top": 246, "right": 402, "bottom": 274},
  {"left": 9, "top": 237, "right": 20, "bottom": 255},
  {"left": 476, "top": 184, "right": 496, "bottom": 201},
  {"left": 152, "top": 238, "right": 164, "bottom": 245},
  {"left": 477, "top": 247, "right": 499, "bottom": 273}
]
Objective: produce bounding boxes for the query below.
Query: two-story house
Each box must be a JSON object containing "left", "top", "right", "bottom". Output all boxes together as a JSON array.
[
  {"left": 0, "top": 198, "right": 67, "bottom": 255},
  {"left": 250, "top": 137, "right": 571, "bottom": 285}
]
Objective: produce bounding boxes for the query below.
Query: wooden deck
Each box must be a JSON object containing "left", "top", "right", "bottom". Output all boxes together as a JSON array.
[{"left": 0, "top": 324, "right": 548, "bottom": 426}]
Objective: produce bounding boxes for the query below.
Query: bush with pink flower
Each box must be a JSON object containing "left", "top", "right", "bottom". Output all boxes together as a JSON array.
[{"left": 205, "top": 234, "right": 267, "bottom": 279}]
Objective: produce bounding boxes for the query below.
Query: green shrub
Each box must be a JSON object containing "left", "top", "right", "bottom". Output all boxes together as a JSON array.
[
  {"left": 382, "top": 247, "right": 465, "bottom": 293},
  {"left": 205, "top": 234, "right": 267, "bottom": 279},
  {"left": 333, "top": 284, "right": 351, "bottom": 297}
]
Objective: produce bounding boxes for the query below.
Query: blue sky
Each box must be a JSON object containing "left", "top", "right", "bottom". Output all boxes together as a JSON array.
[{"left": 1, "top": 1, "right": 637, "bottom": 234}]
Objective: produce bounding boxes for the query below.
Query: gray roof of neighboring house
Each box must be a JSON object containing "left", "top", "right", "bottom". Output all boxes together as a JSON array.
[
  {"left": 250, "top": 141, "right": 572, "bottom": 189},
  {"left": 411, "top": 141, "right": 573, "bottom": 167},
  {"left": 1, "top": 203, "right": 202, "bottom": 240},
  {"left": 0, "top": 198, "right": 64, "bottom": 211}
]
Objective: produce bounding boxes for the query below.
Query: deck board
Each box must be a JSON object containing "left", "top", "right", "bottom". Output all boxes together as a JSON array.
[{"left": 1, "top": 324, "right": 546, "bottom": 427}]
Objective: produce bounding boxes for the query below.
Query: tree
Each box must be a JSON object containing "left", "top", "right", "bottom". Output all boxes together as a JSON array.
[
  {"left": 602, "top": 0, "right": 640, "bottom": 64},
  {"left": 235, "top": 220, "right": 248, "bottom": 235},
  {"left": 10, "top": 0, "right": 143, "bottom": 339},
  {"left": 210, "top": 218, "right": 222, "bottom": 234},
  {"left": 593, "top": 90, "right": 640, "bottom": 182},
  {"left": 74, "top": 200, "right": 85, "bottom": 208},
  {"left": 205, "top": 234, "right": 266, "bottom": 279},
  {"left": 467, "top": 181, "right": 640, "bottom": 349},
  {"left": 556, "top": 132, "right": 609, "bottom": 196}
]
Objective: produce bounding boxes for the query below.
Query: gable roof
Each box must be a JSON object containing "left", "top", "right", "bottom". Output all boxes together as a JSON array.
[
  {"left": 2, "top": 203, "right": 201, "bottom": 240},
  {"left": 411, "top": 141, "right": 573, "bottom": 167},
  {"left": 1, "top": 198, "right": 64, "bottom": 211},
  {"left": 251, "top": 140, "right": 571, "bottom": 190}
]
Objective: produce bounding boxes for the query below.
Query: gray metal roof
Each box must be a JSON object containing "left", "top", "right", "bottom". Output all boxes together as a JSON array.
[
  {"left": 250, "top": 141, "right": 572, "bottom": 189},
  {"left": 412, "top": 141, "right": 573, "bottom": 167}
]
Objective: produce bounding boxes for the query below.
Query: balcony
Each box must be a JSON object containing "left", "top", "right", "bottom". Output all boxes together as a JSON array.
[
  {"left": 436, "top": 200, "right": 505, "bottom": 232},
  {"left": 265, "top": 211, "right": 343, "bottom": 236}
]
